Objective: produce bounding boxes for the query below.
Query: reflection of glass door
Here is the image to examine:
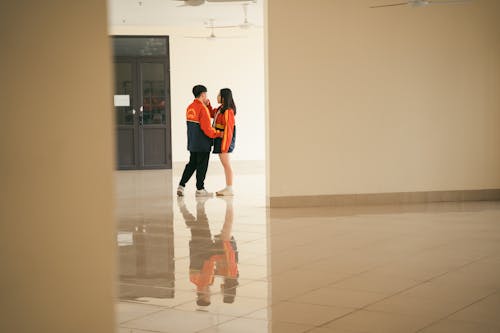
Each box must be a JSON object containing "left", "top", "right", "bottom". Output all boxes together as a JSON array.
[{"left": 113, "top": 36, "right": 172, "bottom": 170}]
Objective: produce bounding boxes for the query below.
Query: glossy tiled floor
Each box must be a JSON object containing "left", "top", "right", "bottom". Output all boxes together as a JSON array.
[{"left": 116, "top": 162, "right": 500, "bottom": 333}]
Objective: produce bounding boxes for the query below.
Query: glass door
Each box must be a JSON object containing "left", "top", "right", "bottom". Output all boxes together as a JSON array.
[
  {"left": 114, "top": 60, "right": 139, "bottom": 169},
  {"left": 139, "top": 61, "right": 171, "bottom": 169},
  {"left": 113, "top": 36, "right": 171, "bottom": 170}
]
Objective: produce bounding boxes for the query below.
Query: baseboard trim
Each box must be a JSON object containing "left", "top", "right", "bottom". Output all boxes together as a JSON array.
[{"left": 269, "top": 189, "right": 500, "bottom": 208}]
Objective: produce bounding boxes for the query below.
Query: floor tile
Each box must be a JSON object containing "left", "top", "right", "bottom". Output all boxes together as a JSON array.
[
  {"left": 269, "top": 301, "right": 353, "bottom": 326},
  {"left": 196, "top": 318, "right": 268, "bottom": 333},
  {"left": 307, "top": 328, "right": 362, "bottom": 333},
  {"left": 116, "top": 165, "right": 500, "bottom": 333},
  {"left": 243, "top": 308, "right": 269, "bottom": 320},
  {"left": 328, "top": 272, "right": 421, "bottom": 294},
  {"left": 174, "top": 295, "right": 267, "bottom": 317},
  {"left": 197, "top": 318, "right": 312, "bottom": 333},
  {"left": 419, "top": 319, "right": 500, "bottom": 333},
  {"left": 270, "top": 269, "right": 351, "bottom": 301},
  {"left": 122, "top": 308, "right": 235, "bottom": 333},
  {"left": 118, "top": 328, "right": 160, "bottom": 333},
  {"left": 117, "top": 302, "right": 163, "bottom": 324},
  {"left": 324, "top": 310, "right": 435, "bottom": 333},
  {"left": 365, "top": 292, "right": 483, "bottom": 320},
  {"left": 128, "top": 290, "right": 198, "bottom": 308},
  {"left": 447, "top": 292, "right": 500, "bottom": 326},
  {"left": 291, "top": 287, "right": 387, "bottom": 309},
  {"left": 233, "top": 280, "right": 269, "bottom": 299}
]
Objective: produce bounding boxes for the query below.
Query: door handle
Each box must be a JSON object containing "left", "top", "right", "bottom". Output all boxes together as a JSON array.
[{"left": 139, "top": 106, "right": 144, "bottom": 126}]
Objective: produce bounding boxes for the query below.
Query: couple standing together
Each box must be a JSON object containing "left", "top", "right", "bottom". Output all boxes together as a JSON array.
[{"left": 177, "top": 85, "right": 236, "bottom": 197}]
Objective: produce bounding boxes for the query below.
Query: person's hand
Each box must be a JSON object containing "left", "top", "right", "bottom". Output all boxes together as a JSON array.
[{"left": 204, "top": 98, "right": 210, "bottom": 106}]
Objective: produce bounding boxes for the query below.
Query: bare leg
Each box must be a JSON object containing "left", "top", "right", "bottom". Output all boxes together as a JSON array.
[
  {"left": 219, "top": 153, "right": 233, "bottom": 187},
  {"left": 220, "top": 198, "right": 234, "bottom": 240}
]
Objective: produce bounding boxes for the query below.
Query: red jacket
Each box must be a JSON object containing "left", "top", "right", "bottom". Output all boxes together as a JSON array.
[
  {"left": 190, "top": 240, "right": 238, "bottom": 289},
  {"left": 209, "top": 105, "right": 235, "bottom": 153},
  {"left": 186, "top": 99, "right": 222, "bottom": 152}
]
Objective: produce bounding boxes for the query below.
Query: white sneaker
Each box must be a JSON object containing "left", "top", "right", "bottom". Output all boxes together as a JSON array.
[
  {"left": 176, "top": 196, "right": 186, "bottom": 207},
  {"left": 196, "top": 189, "right": 213, "bottom": 197},
  {"left": 216, "top": 187, "right": 234, "bottom": 196},
  {"left": 195, "top": 196, "right": 210, "bottom": 204},
  {"left": 177, "top": 185, "right": 185, "bottom": 197}
]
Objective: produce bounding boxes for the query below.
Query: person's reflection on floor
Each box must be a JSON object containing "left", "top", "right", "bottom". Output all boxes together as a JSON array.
[
  {"left": 213, "top": 197, "right": 239, "bottom": 303},
  {"left": 177, "top": 197, "right": 239, "bottom": 307}
]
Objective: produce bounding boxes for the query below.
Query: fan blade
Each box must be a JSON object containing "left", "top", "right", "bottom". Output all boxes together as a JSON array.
[
  {"left": 185, "top": 35, "right": 245, "bottom": 39},
  {"left": 242, "top": 23, "right": 263, "bottom": 28},
  {"left": 176, "top": 0, "right": 205, "bottom": 6},
  {"left": 211, "top": 36, "right": 246, "bottom": 39},
  {"left": 370, "top": 2, "right": 409, "bottom": 8},
  {"left": 206, "top": 0, "right": 250, "bottom": 2},
  {"left": 429, "top": 0, "right": 472, "bottom": 4},
  {"left": 220, "top": 35, "right": 246, "bottom": 38},
  {"left": 211, "top": 25, "right": 241, "bottom": 29}
]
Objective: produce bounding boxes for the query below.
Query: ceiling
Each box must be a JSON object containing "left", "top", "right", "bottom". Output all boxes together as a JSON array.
[{"left": 107, "top": 0, "right": 263, "bottom": 28}]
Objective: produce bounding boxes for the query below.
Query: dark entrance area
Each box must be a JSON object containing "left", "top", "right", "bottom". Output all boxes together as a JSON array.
[{"left": 112, "top": 36, "right": 172, "bottom": 170}]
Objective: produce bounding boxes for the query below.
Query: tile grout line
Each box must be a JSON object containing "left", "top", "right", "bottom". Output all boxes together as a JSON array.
[
  {"left": 119, "top": 308, "right": 168, "bottom": 326},
  {"left": 412, "top": 290, "right": 500, "bottom": 333},
  {"left": 267, "top": 230, "right": 469, "bottom": 295},
  {"left": 119, "top": 327, "right": 164, "bottom": 333},
  {"left": 192, "top": 306, "right": 270, "bottom": 333},
  {"left": 303, "top": 254, "right": 495, "bottom": 332}
]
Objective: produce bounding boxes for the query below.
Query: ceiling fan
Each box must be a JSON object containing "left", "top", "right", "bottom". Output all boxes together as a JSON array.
[
  {"left": 176, "top": 0, "right": 256, "bottom": 7},
  {"left": 233, "top": 3, "right": 262, "bottom": 29},
  {"left": 208, "top": 3, "right": 262, "bottom": 30},
  {"left": 370, "top": 0, "right": 472, "bottom": 8},
  {"left": 185, "top": 19, "right": 244, "bottom": 40}
]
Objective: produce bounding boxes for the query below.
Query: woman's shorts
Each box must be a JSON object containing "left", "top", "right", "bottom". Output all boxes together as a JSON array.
[{"left": 213, "top": 128, "right": 236, "bottom": 154}]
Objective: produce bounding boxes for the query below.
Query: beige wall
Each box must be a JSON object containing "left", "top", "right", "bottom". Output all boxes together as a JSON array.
[
  {"left": 0, "top": 1, "right": 116, "bottom": 333},
  {"left": 110, "top": 26, "right": 266, "bottom": 162},
  {"left": 266, "top": 0, "right": 500, "bottom": 198}
]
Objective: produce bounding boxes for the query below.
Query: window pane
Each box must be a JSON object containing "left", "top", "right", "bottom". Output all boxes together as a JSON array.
[
  {"left": 141, "top": 63, "right": 166, "bottom": 125},
  {"left": 114, "top": 63, "right": 134, "bottom": 125},
  {"left": 113, "top": 37, "right": 167, "bottom": 57}
]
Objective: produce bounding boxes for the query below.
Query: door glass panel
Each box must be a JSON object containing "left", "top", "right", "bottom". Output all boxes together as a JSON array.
[
  {"left": 114, "top": 63, "right": 134, "bottom": 125},
  {"left": 141, "top": 63, "right": 166, "bottom": 125}
]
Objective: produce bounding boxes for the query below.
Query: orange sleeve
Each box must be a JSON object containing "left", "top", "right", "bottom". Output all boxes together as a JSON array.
[
  {"left": 221, "top": 109, "right": 235, "bottom": 153},
  {"left": 213, "top": 241, "right": 238, "bottom": 277},
  {"left": 206, "top": 101, "right": 218, "bottom": 118},
  {"left": 199, "top": 105, "right": 222, "bottom": 138}
]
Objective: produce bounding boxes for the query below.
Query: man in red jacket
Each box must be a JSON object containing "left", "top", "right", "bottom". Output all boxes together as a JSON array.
[{"left": 177, "top": 85, "right": 222, "bottom": 197}]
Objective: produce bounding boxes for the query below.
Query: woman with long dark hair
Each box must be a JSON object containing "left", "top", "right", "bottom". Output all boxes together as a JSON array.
[{"left": 211, "top": 88, "right": 236, "bottom": 196}]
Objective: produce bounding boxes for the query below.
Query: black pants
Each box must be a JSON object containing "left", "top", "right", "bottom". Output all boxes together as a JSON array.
[{"left": 179, "top": 152, "right": 210, "bottom": 190}]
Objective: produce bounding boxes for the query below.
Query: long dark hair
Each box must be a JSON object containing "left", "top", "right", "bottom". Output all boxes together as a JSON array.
[{"left": 220, "top": 88, "right": 237, "bottom": 115}]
